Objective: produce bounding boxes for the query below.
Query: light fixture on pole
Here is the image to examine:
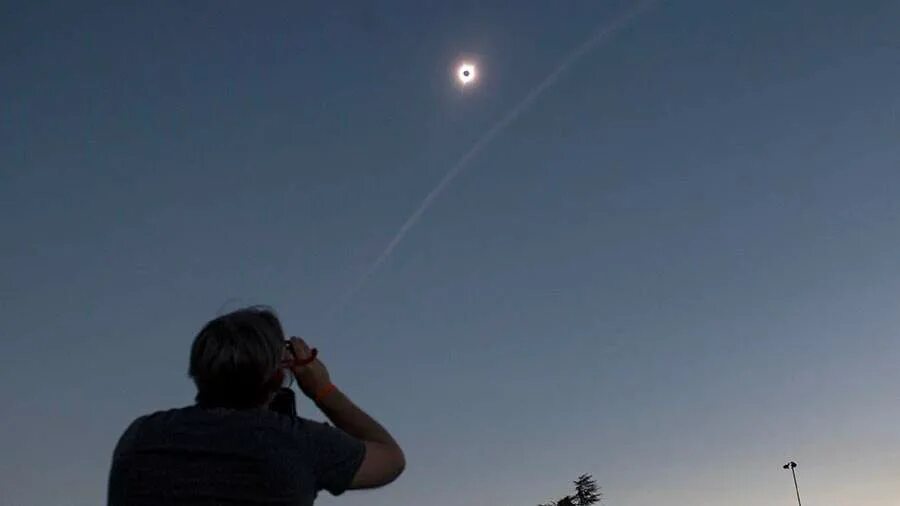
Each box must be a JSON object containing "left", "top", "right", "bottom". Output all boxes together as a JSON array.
[{"left": 782, "top": 461, "right": 802, "bottom": 506}]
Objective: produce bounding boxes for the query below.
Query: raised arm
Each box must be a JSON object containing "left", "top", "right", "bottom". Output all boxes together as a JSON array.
[{"left": 288, "top": 337, "right": 406, "bottom": 489}]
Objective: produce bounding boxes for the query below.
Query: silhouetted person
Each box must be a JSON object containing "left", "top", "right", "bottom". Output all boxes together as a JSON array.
[{"left": 108, "top": 306, "right": 405, "bottom": 505}]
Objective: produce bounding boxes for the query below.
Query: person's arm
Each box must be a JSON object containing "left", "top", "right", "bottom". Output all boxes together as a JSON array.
[
  {"left": 288, "top": 337, "right": 406, "bottom": 490},
  {"left": 315, "top": 387, "right": 405, "bottom": 488}
]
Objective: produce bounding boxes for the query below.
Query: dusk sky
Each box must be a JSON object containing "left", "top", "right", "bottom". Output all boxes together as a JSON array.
[{"left": 2, "top": 1, "right": 899, "bottom": 505}]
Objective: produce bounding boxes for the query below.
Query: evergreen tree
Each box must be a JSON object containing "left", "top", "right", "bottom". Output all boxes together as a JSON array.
[
  {"left": 573, "top": 474, "right": 602, "bottom": 505},
  {"left": 539, "top": 474, "right": 602, "bottom": 506},
  {"left": 557, "top": 496, "right": 576, "bottom": 506}
]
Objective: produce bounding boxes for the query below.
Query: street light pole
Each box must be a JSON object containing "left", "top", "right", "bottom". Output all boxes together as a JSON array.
[{"left": 782, "top": 461, "right": 802, "bottom": 506}]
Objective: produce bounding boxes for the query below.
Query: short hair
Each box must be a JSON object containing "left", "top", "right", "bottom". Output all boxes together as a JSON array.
[{"left": 189, "top": 306, "right": 285, "bottom": 408}]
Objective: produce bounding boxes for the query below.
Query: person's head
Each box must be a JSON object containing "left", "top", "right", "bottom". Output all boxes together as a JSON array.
[{"left": 189, "top": 306, "right": 286, "bottom": 409}]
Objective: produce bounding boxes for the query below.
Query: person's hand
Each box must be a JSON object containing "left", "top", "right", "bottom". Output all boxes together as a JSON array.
[{"left": 287, "top": 337, "right": 332, "bottom": 400}]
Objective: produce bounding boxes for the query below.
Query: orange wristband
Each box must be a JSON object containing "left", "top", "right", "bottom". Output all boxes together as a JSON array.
[{"left": 314, "top": 383, "right": 337, "bottom": 403}]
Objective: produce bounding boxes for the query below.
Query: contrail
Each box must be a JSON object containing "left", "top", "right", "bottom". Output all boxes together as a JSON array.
[{"left": 329, "top": 0, "right": 659, "bottom": 317}]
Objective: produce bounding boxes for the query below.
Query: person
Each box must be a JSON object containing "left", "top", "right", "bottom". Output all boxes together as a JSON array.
[{"left": 108, "top": 306, "right": 405, "bottom": 505}]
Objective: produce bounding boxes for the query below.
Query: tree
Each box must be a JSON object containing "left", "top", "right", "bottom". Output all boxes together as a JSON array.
[
  {"left": 538, "top": 494, "right": 574, "bottom": 506},
  {"left": 539, "top": 474, "right": 602, "bottom": 506},
  {"left": 557, "top": 496, "right": 576, "bottom": 506},
  {"left": 573, "top": 474, "right": 602, "bottom": 506}
]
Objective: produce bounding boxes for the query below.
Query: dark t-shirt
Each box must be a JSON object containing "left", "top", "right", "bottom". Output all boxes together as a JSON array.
[{"left": 108, "top": 406, "right": 365, "bottom": 506}]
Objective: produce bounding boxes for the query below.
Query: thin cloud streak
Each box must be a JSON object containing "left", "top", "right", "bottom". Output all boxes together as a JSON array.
[{"left": 329, "top": 0, "right": 660, "bottom": 319}]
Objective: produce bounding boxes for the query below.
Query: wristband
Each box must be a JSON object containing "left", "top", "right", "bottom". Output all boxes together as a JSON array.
[{"left": 314, "top": 383, "right": 337, "bottom": 403}]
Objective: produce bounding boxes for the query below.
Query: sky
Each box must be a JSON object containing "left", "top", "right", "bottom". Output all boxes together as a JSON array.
[{"left": 1, "top": 1, "right": 899, "bottom": 505}]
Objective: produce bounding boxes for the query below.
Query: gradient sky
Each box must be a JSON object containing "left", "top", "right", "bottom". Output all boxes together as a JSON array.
[{"left": 2, "top": 1, "right": 899, "bottom": 505}]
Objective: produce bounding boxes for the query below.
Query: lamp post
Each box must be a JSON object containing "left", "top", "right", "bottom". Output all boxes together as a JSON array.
[{"left": 782, "top": 461, "right": 801, "bottom": 506}]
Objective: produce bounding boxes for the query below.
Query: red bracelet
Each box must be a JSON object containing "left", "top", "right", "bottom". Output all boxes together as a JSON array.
[{"left": 314, "top": 383, "right": 337, "bottom": 403}]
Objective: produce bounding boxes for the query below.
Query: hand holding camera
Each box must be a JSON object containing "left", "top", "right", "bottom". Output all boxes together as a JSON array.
[{"left": 285, "top": 337, "right": 334, "bottom": 402}]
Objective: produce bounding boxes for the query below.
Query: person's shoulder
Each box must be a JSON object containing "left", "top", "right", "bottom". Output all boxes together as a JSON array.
[
  {"left": 111, "top": 412, "right": 151, "bottom": 457},
  {"left": 253, "top": 411, "right": 342, "bottom": 444},
  {"left": 128, "top": 406, "right": 196, "bottom": 429},
  {"left": 114, "top": 407, "right": 196, "bottom": 448},
  {"left": 282, "top": 416, "right": 358, "bottom": 450},
  {"left": 254, "top": 409, "right": 321, "bottom": 435},
  {"left": 122, "top": 406, "right": 325, "bottom": 436}
]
